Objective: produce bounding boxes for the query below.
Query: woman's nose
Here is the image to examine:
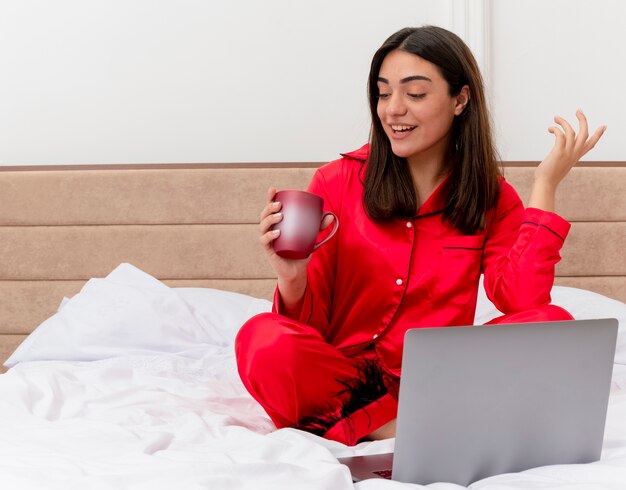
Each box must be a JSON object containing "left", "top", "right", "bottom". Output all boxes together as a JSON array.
[{"left": 386, "top": 93, "right": 407, "bottom": 116}]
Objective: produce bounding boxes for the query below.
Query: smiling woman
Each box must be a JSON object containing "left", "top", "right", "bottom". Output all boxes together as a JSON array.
[
  {"left": 366, "top": 27, "right": 498, "bottom": 233},
  {"left": 235, "top": 25, "right": 607, "bottom": 447},
  {"left": 376, "top": 52, "right": 466, "bottom": 163}
]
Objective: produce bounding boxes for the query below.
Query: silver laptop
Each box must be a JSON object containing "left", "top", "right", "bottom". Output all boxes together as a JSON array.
[{"left": 339, "top": 318, "right": 618, "bottom": 486}]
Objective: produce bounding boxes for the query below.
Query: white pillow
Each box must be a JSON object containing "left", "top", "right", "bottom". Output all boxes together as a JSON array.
[
  {"left": 474, "top": 280, "right": 626, "bottom": 364},
  {"left": 172, "top": 287, "right": 273, "bottom": 346},
  {"left": 4, "top": 263, "right": 271, "bottom": 367}
]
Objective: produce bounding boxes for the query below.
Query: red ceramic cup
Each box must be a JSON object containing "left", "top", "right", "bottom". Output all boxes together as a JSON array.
[{"left": 271, "top": 190, "right": 339, "bottom": 259}]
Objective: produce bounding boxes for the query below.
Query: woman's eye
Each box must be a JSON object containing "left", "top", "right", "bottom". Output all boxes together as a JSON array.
[
  {"left": 408, "top": 93, "right": 426, "bottom": 100},
  {"left": 377, "top": 93, "right": 390, "bottom": 100}
]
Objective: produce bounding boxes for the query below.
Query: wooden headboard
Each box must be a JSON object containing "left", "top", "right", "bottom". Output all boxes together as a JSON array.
[{"left": 1, "top": 162, "right": 624, "bottom": 369}]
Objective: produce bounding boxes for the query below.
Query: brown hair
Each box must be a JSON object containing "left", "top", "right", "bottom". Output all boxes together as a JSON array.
[{"left": 364, "top": 26, "right": 501, "bottom": 234}]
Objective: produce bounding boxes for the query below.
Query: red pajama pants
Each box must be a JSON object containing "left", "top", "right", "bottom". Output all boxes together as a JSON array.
[{"left": 235, "top": 305, "right": 573, "bottom": 446}]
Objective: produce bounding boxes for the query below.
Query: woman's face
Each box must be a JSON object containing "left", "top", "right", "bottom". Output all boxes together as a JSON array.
[{"left": 376, "top": 50, "right": 468, "bottom": 165}]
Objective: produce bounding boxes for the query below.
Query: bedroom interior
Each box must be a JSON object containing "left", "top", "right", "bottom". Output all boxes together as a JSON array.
[
  {"left": 1, "top": 0, "right": 626, "bottom": 488},
  {"left": 0, "top": 161, "right": 624, "bottom": 490}
]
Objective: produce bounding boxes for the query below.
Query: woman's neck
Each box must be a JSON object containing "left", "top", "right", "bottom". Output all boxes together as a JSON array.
[{"left": 407, "top": 152, "right": 449, "bottom": 208}]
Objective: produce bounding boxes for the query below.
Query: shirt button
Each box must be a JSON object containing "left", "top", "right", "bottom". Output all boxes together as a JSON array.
[
  {"left": 396, "top": 278, "right": 403, "bottom": 286},
  {"left": 406, "top": 221, "right": 412, "bottom": 228}
]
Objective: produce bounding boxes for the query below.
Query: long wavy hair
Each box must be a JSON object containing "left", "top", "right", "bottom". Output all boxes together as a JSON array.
[{"left": 364, "top": 26, "right": 501, "bottom": 234}]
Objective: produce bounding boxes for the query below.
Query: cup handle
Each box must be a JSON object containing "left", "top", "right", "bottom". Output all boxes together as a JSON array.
[{"left": 313, "top": 212, "right": 339, "bottom": 251}]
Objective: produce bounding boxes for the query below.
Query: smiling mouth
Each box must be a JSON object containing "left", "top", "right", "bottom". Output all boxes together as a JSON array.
[{"left": 391, "top": 125, "right": 416, "bottom": 133}]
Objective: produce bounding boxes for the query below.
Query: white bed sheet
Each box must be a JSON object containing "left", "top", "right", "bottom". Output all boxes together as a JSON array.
[{"left": 1, "top": 263, "right": 626, "bottom": 489}]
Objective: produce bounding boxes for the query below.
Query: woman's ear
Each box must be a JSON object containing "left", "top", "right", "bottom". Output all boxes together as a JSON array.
[{"left": 454, "top": 85, "right": 470, "bottom": 115}]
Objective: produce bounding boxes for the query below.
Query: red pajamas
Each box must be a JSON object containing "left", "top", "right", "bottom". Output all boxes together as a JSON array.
[{"left": 236, "top": 144, "right": 573, "bottom": 445}]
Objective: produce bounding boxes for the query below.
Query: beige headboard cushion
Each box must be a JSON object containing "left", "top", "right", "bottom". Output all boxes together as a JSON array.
[
  {"left": 502, "top": 164, "right": 625, "bottom": 299},
  {"left": 0, "top": 162, "right": 624, "bottom": 369}
]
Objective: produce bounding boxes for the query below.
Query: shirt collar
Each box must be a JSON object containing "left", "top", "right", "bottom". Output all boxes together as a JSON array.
[
  {"left": 415, "top": 173, "right": 450, "bottom": 217},
  {"left": 340, "top": 143, "right": 370, "bottom": 162},
  {"left": 340, "top": 143, "right": 449, "bottom": 217}
]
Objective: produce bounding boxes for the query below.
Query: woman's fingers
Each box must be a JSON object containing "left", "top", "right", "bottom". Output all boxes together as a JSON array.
[
  {"left": 259, "top": 187, "right": 278, "bottom": 220},
  {"left": 536, "top": 111, "right": 606, "bottom": 199},
  {"left": 583, "top": 124, "right": 607, "bottom": 154},
  {"left": 259, "top": 186, "right": 283, "bottom": 249},
  {"left": 550, "top": 111, "right": 606, "bottom": 159},
  {"left": 259, "top": 200, "right": 281, "bottom": 222},
  {"left": 554, "top": 115, "right": 575, "bottom": 145},
  {"left": 259, "top": 226, "right": 280, "bottom": 248},
  {"left": 320, "top": 213, "right": 335, "bottom": 231},
  {"left": 259, "top": 186, "right": 281, "bottom": 223},
  {"left": 259, "top": 202, "right": 282, "bottom": 234},
  {"left": 259, "top": 211, "right": 281, "bottom": 251},
  {"left": 574, "top": 109, "right": 589, "bottom": 143},
  {"left": 548, "top": 125, "right": 566, "bottom": 151}
]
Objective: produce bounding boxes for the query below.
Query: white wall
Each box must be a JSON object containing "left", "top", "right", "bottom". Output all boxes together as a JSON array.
[
  {"left": 0, "top": 0, "right": 453, "bottom": 165},
  {"left": 490, "top": 0, "right": 626, "bottom": 161},
  {"left": 0, "top": 0, "right": 622, "bottom": 165}
]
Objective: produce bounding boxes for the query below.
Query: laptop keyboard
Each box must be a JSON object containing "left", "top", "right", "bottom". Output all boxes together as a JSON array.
[{"left": 373, "top": 469, "right": 392, "bottom": 479}]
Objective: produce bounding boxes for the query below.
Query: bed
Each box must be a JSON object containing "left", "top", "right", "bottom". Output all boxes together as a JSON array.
[{"left": 0, "top": 161, "right": 625, "bottom": 489}]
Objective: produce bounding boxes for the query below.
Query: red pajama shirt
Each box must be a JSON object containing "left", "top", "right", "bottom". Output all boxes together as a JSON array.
[
  {"left": 236, "top": 143, "right": 572, "bottom": 444},
  {"left": 274, "top": 144, "right": 571, "bottom": 375}
]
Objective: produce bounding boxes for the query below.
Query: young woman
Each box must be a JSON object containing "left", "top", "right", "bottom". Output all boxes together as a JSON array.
[{"left": 235, "top": 26, "right": 606, "bottom": 446}]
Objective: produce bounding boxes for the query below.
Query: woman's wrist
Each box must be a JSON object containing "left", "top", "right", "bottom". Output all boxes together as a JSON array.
[
  {"left": 277, "top": 274, "right": 307, "bottom": 317},
  {"left": 528, "top": 178, "right": 557, "bottom": 212}
]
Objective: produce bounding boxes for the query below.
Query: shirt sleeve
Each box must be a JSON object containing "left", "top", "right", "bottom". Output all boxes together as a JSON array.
[
  {"left": 481, "top": 180, "right": 571, "bottom": 313},
  {"left": 272, "top": 164, "right": 341, "bottom": 339}
]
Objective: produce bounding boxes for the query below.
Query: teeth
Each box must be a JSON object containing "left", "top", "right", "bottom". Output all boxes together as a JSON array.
[{"left": 392, "top": 125, "right": 416, "bottom": 132}]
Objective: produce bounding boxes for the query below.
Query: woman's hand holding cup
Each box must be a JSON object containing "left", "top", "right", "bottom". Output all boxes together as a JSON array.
[
  {"left": 259, "top": 187, "right": 306, "bottom": 282},
  {"left": 259, "top": 187, "right": 338, "bottom": 312}
]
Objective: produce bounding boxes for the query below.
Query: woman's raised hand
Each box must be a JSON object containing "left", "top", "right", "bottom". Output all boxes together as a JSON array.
[{"left": 529, "top": 110, "right": 606, "bottom": 211}]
